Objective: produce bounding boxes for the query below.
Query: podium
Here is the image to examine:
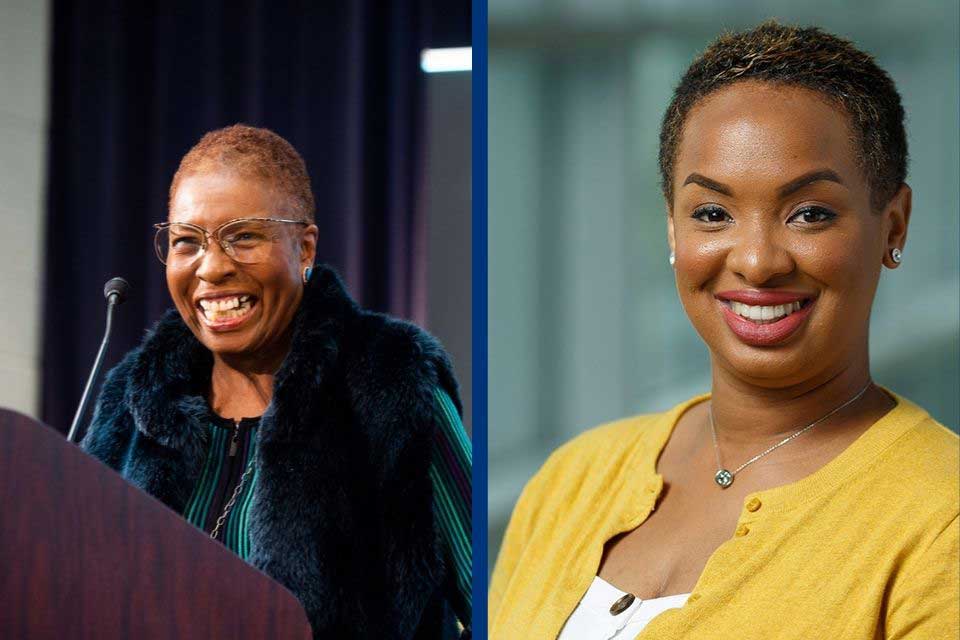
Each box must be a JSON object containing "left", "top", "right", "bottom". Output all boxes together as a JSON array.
[{"left": 0, "top": 408, "right": 313, "bottom": 639}]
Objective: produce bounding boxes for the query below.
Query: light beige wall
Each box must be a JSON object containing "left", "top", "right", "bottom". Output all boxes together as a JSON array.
[{"left": 0, "top": 0, "right": 49, "bottom": 418}]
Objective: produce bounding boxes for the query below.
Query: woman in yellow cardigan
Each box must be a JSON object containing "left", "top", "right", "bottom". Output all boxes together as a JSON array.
[{"left": 489, "top": 21, "right": 959, "bottom": 640}]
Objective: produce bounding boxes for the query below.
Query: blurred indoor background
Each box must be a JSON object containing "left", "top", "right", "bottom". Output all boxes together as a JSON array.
[
  {"left": 488, "top": 0, "right": 959, "bottom": 572},
  {"left": 0, "top": 1, "right": 471, "bottom": 435}
]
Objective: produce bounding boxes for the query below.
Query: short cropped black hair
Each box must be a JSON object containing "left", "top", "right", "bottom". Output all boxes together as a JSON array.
[{"left": 659, "top": 21, "right": 908, "bottom": 211}]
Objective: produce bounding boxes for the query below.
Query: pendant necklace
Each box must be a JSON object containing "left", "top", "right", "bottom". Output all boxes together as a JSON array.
[{"left": 709, "top": 381, "right": 872, "bottom": 488}]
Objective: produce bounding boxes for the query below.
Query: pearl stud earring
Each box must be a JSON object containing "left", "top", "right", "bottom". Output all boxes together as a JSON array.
[{"left": 669, "top": 252, "right": 676, "bottom": 266}]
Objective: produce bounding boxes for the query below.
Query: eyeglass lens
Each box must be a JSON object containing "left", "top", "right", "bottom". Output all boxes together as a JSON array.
[{"left": 155, "top": 220, "right": 282, "bottom": 265}]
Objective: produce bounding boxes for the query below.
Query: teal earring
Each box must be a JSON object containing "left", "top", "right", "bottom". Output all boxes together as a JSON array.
[{"left": 302, "top": 266, "right": 313, "bottom": 284}]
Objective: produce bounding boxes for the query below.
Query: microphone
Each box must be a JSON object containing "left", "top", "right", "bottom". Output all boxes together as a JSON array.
[
  {"left": 103, "top": 277, "right": 130, "bottom": 305},
  {"left": 66, "top": 277, "right": 131, "bottom": 444}
]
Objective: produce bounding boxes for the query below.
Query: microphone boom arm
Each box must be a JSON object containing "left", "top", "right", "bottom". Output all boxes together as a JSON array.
[{"left": 66, "top": 294, "right": 119, "bottom": 444}]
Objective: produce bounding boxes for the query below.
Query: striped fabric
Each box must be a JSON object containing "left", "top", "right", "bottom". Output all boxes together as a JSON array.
[
  {"left": 181, "top": 388, "right": 472, "bottom": 627},
  {"left": 430, "top": 388, "right": 473, "bottom": 625},
  {"left": 183, "top": 415, "right": 260, "bottom": 557}
]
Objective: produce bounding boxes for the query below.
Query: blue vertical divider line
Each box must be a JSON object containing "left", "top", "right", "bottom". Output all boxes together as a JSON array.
[{"left": 471, "top": 0, "right": 488, "bottom": 636}]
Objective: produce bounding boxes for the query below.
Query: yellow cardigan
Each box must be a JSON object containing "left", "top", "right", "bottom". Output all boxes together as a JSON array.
[{"left": 489, "top": 392, "right": 959, "bottom": 639}]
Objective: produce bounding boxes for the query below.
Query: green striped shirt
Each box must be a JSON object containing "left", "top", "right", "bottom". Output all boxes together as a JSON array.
[{"left": 182, "top": 389, "right": 472, "bottom": 626}]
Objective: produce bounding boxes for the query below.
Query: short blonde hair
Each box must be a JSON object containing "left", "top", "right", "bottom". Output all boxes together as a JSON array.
[{"left": 169, "top": 124, "right": 316, "bottom": 221}]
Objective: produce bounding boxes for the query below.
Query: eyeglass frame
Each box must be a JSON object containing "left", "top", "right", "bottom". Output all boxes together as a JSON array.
[{"left": 153, "top": 217, "right": 310, "bottom": 266}]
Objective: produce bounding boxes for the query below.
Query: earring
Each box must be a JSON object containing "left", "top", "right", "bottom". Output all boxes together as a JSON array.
[
  {"left": 891, "top": 248, "right": 902, "bottom": 264},
  {"left": 302, "top": 266, "right": 313, "bottom": 284},
  {"left": 669, "top": 252, "right": 676, "bottom": 266}
]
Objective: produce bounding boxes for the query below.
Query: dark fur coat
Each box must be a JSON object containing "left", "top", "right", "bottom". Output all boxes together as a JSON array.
[{"left": 80, "top": 264, "right": 464, "bottom": 639}]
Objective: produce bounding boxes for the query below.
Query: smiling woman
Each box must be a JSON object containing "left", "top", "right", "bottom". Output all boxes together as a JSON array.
[
  {"left": 489, "top": 22, "right": 957, "bottom": 640},
  {"left": 669, "top": 79, "right": 906, "bottom": 382},
  {"left": 80, "top": 125, "right": 471, "bottom": 639},
  {"left": 164, "top": 169, "right": 316, "bottom": 384}
]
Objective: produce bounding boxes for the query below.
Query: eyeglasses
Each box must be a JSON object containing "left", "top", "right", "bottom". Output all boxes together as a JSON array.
[{"left": 154, "top": 217, "right": 309, "bottom": 266}]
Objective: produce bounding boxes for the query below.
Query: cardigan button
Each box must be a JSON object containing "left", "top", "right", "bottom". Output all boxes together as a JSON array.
[
  {"left": 745, "top": 497, "right": 761, "bottom": 512},
  {"left": 735, "top": 524, "right": 750, "bottom": 537}
]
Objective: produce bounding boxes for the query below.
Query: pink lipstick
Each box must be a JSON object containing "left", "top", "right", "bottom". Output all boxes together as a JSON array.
[{"left": 715, "top": 290, "right": 816, "bottom": 347}]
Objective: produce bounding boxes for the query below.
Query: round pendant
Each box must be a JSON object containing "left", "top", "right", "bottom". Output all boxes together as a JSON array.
[{"left": 714, "top": 469, "right": 733, "bottom": 488}]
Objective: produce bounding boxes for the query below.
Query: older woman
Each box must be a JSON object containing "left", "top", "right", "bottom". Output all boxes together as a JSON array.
[
  {"left": 490, "top": 22, "right": 957, "bottom": 640},
  {"left": 80, "top": 125, "right": 471, "bottom": 638}
]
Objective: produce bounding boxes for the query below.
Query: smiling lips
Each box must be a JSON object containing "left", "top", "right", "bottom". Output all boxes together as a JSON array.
[
  {"left": 195, "top": 293, "right": 258, "bottom": 331},
  {"left": 715, "top": 290, "right": 816, "bottom": 346}
]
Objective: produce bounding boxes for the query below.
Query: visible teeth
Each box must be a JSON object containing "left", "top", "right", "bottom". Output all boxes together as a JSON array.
[
  {"left": 199, "top": 295, "right": 254, "bottom": 322},
  {"left": 729, "top": 300, "right": 804, "bottom": 324},
  {"left": 198, "top": 295, "right": 253, "bottom": 311}
]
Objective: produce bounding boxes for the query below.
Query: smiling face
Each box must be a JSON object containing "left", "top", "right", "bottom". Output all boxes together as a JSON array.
[
  {"left": 167, "top": 169, "right": 317, "bottom": 362},
  {"left": 667, "top": 81, "right": 910, "bottom": 387}
]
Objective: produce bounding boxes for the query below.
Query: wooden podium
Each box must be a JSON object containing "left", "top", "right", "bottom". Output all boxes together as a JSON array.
[{"left": 0, "top": 408, "right": 313, "bottom": 639}]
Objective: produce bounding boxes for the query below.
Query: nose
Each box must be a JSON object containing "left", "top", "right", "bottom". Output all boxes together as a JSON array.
[
  {"left": 726, "top": 222, "right": 796, "bottom": 285},
  {"left": 194, "top": 240, "right": 237, "bottom": 283}
]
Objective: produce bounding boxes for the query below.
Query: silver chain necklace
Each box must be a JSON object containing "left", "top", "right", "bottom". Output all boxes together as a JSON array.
[
  {"left": 709, "top": 381, "right": 872, "bottom": 488},
  {"left": 210, "top": 461, "right": 255, "bottom": 540},
  {"left": 210, "top": 420, "right": 257, "bottom": 541}
]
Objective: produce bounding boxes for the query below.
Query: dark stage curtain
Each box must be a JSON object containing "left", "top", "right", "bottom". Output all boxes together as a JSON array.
[{"left": 43, "top": 1, "right": 469, "bottom": 433}]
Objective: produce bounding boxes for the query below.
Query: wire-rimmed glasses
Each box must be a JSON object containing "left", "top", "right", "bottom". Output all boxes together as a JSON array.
[{"left": 154, "top": 217, "right": 309, "bottom": 266}]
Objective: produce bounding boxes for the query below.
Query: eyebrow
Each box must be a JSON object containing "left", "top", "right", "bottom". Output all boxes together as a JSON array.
[{"left": 682, "top": 169, "right": 845, "bottom": 198}]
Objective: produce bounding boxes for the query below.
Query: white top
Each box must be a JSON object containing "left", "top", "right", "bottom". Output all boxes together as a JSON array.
[{"left": 557, "top": 577, "right": 691, "bottom": 640}]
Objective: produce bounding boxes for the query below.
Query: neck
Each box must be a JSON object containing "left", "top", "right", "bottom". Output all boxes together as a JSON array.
[
  {"left": 209, "top": 338, "right": 291, "bottom": 420},
  {"left": 708, "top": 353, "right": 875, "bottom": 449}
]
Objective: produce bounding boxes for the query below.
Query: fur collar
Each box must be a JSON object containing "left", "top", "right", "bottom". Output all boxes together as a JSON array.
[{"left": 123, "top": 263, "right": 359, "bottom": 450}]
